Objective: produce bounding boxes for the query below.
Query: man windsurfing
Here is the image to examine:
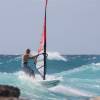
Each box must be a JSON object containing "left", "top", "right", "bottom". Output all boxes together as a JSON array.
[{"left": 22, "top": 49, "right": 38, "bottom": 79}]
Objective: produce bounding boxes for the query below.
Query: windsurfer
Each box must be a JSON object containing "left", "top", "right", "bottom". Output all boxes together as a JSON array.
[{"left": 22, "top": 49, "right": 38, "bottom": 79}]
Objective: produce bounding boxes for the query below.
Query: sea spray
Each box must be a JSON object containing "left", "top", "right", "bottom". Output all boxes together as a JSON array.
[{"left": 0, "top": 55, "right": 100, "bottom": 99}]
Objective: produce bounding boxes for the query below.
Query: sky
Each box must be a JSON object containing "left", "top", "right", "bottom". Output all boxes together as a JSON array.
[{"left": 0, "top": 0, "right": 99, "bottom": 54}]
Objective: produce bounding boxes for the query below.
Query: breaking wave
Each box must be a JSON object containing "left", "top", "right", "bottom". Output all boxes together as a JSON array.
[
  {"left": 49, "top": 85, "right": 93, "bottom": 97},
  {"left": 47, "top": 52, "right": 67, "bottom": 61}
]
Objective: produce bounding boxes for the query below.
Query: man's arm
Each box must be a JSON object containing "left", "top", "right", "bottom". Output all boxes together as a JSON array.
[{"left": 29, "top": 54, "right": 39, "bottom": 59}]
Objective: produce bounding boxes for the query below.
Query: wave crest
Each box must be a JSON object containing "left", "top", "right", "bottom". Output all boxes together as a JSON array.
[{"left": 47, "top": 52, "right": 67, "bottom": 61}]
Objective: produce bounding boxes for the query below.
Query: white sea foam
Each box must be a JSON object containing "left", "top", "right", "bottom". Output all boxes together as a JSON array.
[
  {"left": 49, "top": 85, "right": 93, "bottom": 97},
  {"left": 18, "top": 71, "right": 38, "bottom": 83},
  {"left": 93, "top": 63, "right": 100, "bottom": 66},
  {"left": 17, "top": 71, "right": 59, "bottom": 82},
  {"left": 47, "top": 52, "right": 67, "bottom": 61}
]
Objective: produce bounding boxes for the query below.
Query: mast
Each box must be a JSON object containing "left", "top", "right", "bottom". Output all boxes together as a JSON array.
[{"left": 43, "top": 0, "right": 48, "bottom": 80}]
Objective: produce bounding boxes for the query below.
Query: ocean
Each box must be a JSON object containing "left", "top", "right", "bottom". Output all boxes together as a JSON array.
[{"left": 0, "top": 52, "right": 100, "bottom": 100}]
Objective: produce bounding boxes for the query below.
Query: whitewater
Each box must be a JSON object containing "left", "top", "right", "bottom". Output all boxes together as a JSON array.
[{"left": 0, "top": 53, "right": 100, "bottom": 100}]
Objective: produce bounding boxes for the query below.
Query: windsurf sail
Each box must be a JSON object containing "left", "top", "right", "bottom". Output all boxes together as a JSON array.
[{"left": 36, "top": 0, "right": 48, "bottom": 80}]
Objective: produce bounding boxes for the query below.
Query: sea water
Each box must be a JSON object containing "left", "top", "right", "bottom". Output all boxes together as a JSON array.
[{"left": 0, "top": 53, "right": 100, "bottom": 100}]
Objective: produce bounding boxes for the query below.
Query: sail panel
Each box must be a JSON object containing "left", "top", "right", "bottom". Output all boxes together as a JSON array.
[
  {"left": 36, "top": 54, "right": 44, "bottom": 78},
  {"left": 36, "top": 0, "right": 48, "bottom": 80}
]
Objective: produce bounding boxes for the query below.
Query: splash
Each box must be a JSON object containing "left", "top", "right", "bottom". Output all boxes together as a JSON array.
[
  {"left": 49, "top": 85, "right": 93, "bottom": 97},
  {"left": 47, "top": 52, "right": 67, "bottom": 61},
  {"left": 92, "top": 63, "right": 100, "bottom": 66},
  {"left": 18, "top": 71, "right": 59, "bottom": 82}
]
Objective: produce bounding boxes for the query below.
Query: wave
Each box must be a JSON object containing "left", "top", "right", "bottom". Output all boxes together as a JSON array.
[
  {"left": 0, "top": 71, "right": 99, "bottom": 97},
  {"left": 47, "top": 52, "right": 67, "bottom": 61},
  {"left": 92, "top": 62, "right": 100, "bottom": 66},
  {"left": 54, "top": 63, "right": 100, "bottom": 82},
  {"left": 66, "top": 63, "right": 100, "bottom": 75},
  {"left": 16, "top": 72, "right": 94, "bottom": 97},
  {"left": 6, "top": 57, "right": 21, "bottom": 63},
  {"left": 49, "top": 85, "right": 93, "bottom": 97}
]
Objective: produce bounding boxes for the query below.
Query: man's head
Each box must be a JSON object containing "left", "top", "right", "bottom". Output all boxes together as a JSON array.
[{"left": 26, "top": 49, "right": 31, "bottom": 54}]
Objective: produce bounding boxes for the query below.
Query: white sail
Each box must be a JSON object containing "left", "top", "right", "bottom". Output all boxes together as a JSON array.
[{"left": 36, "top": 54, "right": 44, "bottom": 78}]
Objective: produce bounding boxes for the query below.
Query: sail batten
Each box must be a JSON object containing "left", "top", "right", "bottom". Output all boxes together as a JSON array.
[{"left": 36, "top": 0, "right": 48, "bottom": 80}]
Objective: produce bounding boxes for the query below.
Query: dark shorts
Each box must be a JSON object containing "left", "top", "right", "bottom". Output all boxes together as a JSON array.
[{"left": 22, "top": 63, "right": 35, "bottom": 77}]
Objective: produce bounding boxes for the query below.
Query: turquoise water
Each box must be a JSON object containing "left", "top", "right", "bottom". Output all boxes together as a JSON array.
[{"left": 0, "top": 54, "right": 100, "bottom": 100}]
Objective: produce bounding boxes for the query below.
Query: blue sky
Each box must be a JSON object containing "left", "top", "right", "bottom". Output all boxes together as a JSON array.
[{"left": 0, "top": 0, "right": 99, "bottom": 54}]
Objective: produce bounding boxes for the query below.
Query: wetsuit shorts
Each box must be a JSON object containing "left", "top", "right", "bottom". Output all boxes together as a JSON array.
[{"left": 22, "top": 62, "right": 35, "bottom": 77}]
